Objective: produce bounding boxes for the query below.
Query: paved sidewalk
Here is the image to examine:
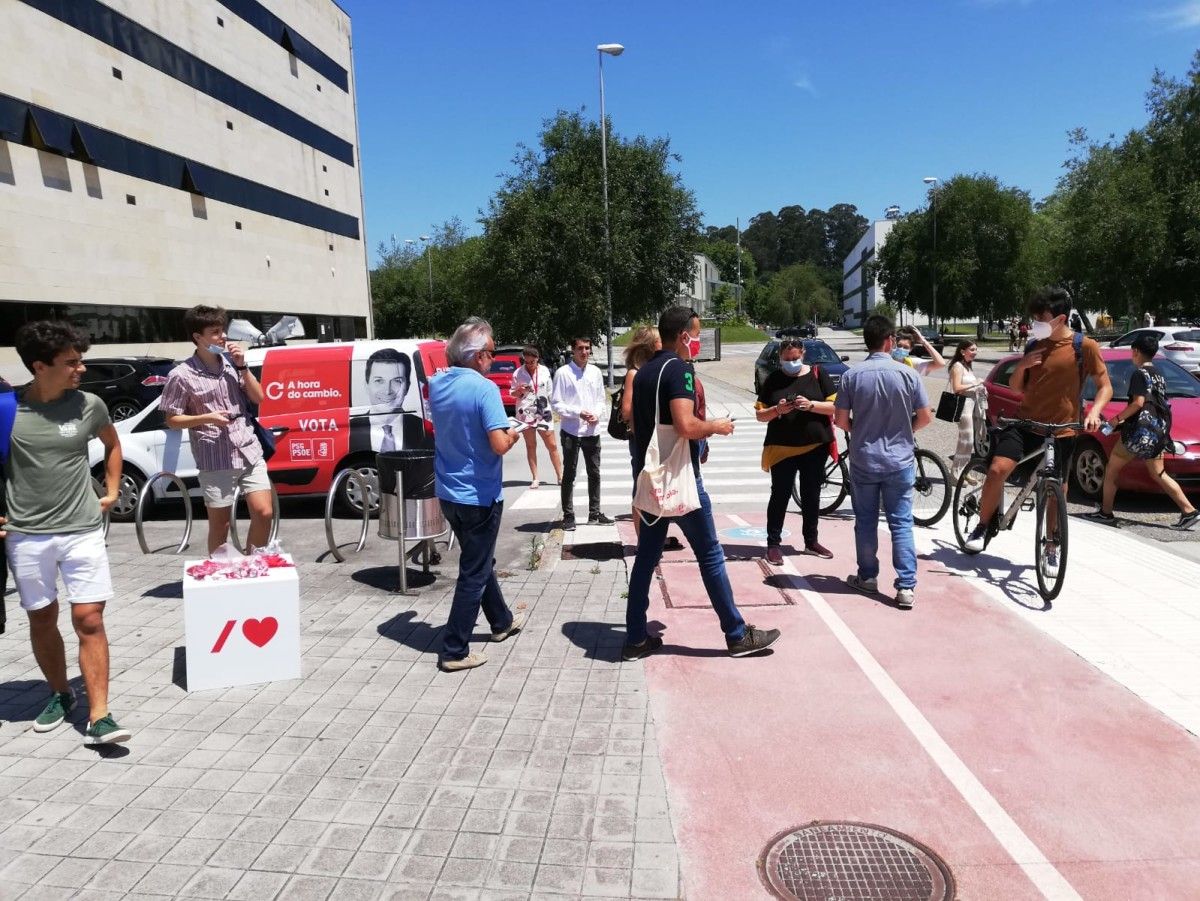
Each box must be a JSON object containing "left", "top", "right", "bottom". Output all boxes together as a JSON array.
[{"left": 0, "top": 519, "right": 680, "bottom": 900}]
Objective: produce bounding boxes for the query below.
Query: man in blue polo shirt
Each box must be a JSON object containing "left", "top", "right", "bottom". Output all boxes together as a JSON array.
[
  {"left": 429, "top": 318, "right": 526, "bottom": 672},
  {"left": 834, "top": 314, "right": 934, "bottom": 609}
]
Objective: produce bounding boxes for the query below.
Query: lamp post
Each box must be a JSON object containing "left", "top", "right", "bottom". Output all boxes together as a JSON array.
[
  {"left": 597, "top": 42, "right": 624, "bottom": 388},
  {"left": 923, "top": 176, "right": 939, "bottom": 332},
  {"left": 419, "top": 234, "right": 433, "bottom": 301}
]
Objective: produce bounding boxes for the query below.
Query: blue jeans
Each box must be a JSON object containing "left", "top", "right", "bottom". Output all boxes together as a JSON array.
[
  {"left": 848, "top": 464, "right": 917, "bottom": 590},
  {"left": 625, "top": 479, "right": 746, "bottom": 645},
  {"left": 439, "top": 499, "right": 514, "bottom": 661}
]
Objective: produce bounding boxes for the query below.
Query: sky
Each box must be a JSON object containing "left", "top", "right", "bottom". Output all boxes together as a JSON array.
[{"left": 341, "top": 0, "right": 1200, "bottom": 267}]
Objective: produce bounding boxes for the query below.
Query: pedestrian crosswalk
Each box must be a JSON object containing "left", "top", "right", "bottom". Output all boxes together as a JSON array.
[{"left": 509, "top": 407, "right": 785, "bottom": 512}]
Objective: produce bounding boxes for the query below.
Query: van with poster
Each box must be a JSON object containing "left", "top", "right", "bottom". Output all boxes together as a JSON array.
[{"left": 88, "top": 339, "right": 448, "bottom": 520}]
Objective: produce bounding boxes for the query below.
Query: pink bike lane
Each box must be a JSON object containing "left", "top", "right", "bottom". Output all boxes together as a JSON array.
[{"left": 619, "top": 513, "right": 1200, "bottom": 899}]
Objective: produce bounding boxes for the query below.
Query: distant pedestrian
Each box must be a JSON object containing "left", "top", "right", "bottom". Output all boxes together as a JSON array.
[
  {"left": 624, "top": 306, "right": 781, "bottom": 660},
  {"left": 6, "top": 322, "right": 131, "bottom": 744},
  {"left": 1008, "top": 319, "right": 1020, "bottom": 352},
  {"left": 755, "top": 339, "right": 837, "bottom": 564},
  {"left": 946, "top": 340, "right": 986, "bottom": 479},
  {"left": 1086, "top": 333, "right": 1198, "bottom": 531},
  {"left": 835, "top": 314, "right": 934, "bottom": 609},
  {"left": 428, "top": 318, "right": 527, "bottom": 672},
  {"left": 511, "top": 345, "right": 562, "bottom": 489},
  {"left": 161, "top": 306, "right": 273, "bottom": 553},
  {"left": 1143, "top": 311, "right": 1154, "bottom": 328},
  {"left": 551, "top": 337, "right": 612, "bottom": 530}
]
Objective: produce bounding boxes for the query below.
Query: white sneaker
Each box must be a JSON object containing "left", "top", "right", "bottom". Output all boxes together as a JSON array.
[
  {"left": 491, "top": 611, "right": 527, "bottom": 642},
  {"left": 1041, "top": 544, "right": 1060, "bottom": 579},
  {"left": 964, "top": 525, "right": 987, "bottom": 553},
  {"left": 846, "top": 574, "right": 878, "bottom": 594},
  {"left": 895, "top": 588, "right": 914, "bottom": 609}
]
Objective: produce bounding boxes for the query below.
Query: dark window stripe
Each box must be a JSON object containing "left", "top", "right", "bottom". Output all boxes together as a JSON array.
[
  {"left": 842, "top": 246, "right": 875, "bottom": 279},
  {"left": 17, "top": 0, "right": 354, "bottom": 165},
  {"left": 214, "top": 0, "right": 349, "bottom": 92},
  {"left": 1, "top": 93, "right": 360, "bottom": 239}
]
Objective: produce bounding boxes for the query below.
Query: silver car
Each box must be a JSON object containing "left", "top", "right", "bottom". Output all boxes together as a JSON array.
[{"left": 1109, "top": 327, "right": 1200, "bottom": 376}]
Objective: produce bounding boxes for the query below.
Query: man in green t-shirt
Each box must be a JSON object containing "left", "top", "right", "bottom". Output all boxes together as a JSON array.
[{"left": 2, "top": 322, "right": 130, "bottom": 746}]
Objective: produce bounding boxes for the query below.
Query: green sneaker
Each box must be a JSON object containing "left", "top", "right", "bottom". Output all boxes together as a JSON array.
[
  {"left": 33, "top": 692, "right": 74, "bottom": 733},
  {"left": 83, "top": 714, "right": 131, "bottom": 746}
]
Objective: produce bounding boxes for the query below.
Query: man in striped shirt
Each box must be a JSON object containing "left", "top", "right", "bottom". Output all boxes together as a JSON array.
[{"left": 161, "top": 306, "right": 273, "bottom": 553}]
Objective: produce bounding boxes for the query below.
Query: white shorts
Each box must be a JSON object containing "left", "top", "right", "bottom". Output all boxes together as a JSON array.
[
  {"left": 5, "top": 528, "right": 114, "bottom": 612},
  {"left": 199, "top": 459, "right": 272, "bottom": 508}
]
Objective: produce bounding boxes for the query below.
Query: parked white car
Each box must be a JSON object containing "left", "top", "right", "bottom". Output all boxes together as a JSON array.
[{"left": 1109, "top": 326, "right": 1200, "bottom": 376}]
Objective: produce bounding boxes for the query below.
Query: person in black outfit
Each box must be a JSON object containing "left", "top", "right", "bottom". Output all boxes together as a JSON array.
[{"left": 755, "top": 340, "right": 837, "bottom": 565}]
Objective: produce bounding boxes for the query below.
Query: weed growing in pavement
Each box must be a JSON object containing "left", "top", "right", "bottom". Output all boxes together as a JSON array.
[
  {"left": 590, "top": 564, "right": 601, "bottom": 575},
  {"left": 527, "top": 535, "right": 544, "bottom": 571}
]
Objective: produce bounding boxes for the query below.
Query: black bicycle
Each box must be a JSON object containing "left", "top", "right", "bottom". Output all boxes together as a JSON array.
[
  {"left": 951, "top": 417, "right": 1084, "bottom": 601},
  {"left": 797, "top": 431, "right": 952, "bottom": 526}
]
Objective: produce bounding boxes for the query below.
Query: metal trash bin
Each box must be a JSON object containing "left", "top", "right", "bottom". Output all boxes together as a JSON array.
[{"left": 377, "top": 450, "right": 445, "bottom": 542}]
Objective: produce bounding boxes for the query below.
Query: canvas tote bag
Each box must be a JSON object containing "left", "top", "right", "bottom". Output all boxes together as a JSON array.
[{"left": 633, "top": 360, "right": 701, "bottom": 524}]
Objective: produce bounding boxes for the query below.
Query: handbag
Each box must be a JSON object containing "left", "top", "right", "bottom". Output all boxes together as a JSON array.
[
  {"left": 248, "top": 413, "right": 276, "bottom": 461},
  {"left": 633, "top": 361, "right": 700, "bottom": 524},
  {"left": 607, "top": 386, "right": 631, "bottom": 441},
  {"left": 936, "top": 391, "right": 966, "bottom": 423}
]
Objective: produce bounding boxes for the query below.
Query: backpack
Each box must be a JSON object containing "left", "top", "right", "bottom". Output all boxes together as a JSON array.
[{"left": 1120, "top": 364, "right": 1172, "bottom": 459}]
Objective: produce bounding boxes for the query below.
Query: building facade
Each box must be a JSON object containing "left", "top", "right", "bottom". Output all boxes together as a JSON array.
[
  {"left": 0, "top": 0, "right": 370, "bottom": 375},
  {"left": 676, "top": 252, "right": 741, "bottom": 319},
  {"left": 841, "top": 219, "right": 895, "bottom": 327}
]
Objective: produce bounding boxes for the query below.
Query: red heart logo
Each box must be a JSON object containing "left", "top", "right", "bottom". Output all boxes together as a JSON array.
[{"left": 242, "top": 617, "right": 278, "bottom": 647}]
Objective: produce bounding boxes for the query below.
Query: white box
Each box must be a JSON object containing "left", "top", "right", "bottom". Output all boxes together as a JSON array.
[{"left": 181, "top": 557, "right": 301, "bottom": 692}]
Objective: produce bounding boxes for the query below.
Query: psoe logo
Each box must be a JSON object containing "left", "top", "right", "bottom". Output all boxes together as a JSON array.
[
  {"left": 290, "top": 439, "right": 313, "bottom": 461},
  {"left": 58, "top": 422, "right": 79, "bottom": 438}
]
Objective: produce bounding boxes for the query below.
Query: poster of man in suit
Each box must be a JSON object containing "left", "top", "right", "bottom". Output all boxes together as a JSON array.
[{"left": 348, "top": 347, "right": 429, "bottom": 454}]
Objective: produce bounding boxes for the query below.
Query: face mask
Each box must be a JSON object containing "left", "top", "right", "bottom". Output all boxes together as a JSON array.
[
  {"left": 891, "top": 348, "right": 910, "bottom": 361},
  {"left": 780, "top": 360, "right": 804, "bottom": 376},
  {"left": 1029, "top": 320, "right": 1052, "bottom": 341},
  {"left": 206, "top": 343, "right": 226, "bottom": 356},
  {"left": 687, "top": 337, "right": 702, "bottom": 359}
]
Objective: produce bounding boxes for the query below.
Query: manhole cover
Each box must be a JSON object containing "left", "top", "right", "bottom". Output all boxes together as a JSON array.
[{"left": 758, "top": 821, "right": 954, "bottom": 901}]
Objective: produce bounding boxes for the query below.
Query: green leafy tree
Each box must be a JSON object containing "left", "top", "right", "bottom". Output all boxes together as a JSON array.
[
  {"left": 477, "top": 111, "right": 700, "bottom": 353},
  {"left": 765, "top": 263, "right": 833, "bottom": 325}
]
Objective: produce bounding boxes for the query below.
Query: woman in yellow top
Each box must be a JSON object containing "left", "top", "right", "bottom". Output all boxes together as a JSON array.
[{"left": 755, "top": 339, "right": 837, "bottom": 565}]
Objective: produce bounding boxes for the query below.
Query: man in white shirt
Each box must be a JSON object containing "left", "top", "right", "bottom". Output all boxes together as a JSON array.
[{"left": 551, "top": 337, "right": 612, "bottom": 530}]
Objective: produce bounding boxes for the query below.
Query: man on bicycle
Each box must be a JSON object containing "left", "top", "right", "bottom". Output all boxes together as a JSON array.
[{"left": 964, "top": 287, "right": 1110, "bottom": 564}]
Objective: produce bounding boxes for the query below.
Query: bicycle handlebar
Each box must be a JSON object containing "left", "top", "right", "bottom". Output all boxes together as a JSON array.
[{"left": 996, "top": 417, "right": 1086, "bottom": 434}]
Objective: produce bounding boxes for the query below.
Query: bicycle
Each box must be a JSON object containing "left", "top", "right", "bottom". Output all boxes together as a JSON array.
[
  {"left": 796, "top": 430, "right": 952, "bottom": 526},
  {"left": 950, "top": 417, "right": 1084, "bottom": 601}
]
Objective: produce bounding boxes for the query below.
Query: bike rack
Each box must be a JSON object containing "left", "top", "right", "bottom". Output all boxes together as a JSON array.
[
  {"left": 135, "top": 471, "right": 193, "bottom": 555},
  {"left": 229, "top": 483, "right": 281, "bottom": 551},
  {"left": 92, "top": 478, "right": 111, "bottom": 540},
  {"left": 324, "top": 469, "right": 371, "bottom": 562}
]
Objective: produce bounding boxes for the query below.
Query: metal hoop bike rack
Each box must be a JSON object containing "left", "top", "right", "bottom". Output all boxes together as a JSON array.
[
  {"left": 324, "top": 469, "right": 371, "bottom": 562},
  {"left": 135, "top": 471, "right": 193, "bottom": 554},
  {"left": 92, "top": 477, "right": 111, "bottom": 541},
  {"left": 229, "top": 483, "right": 281, "bottom": 552}
]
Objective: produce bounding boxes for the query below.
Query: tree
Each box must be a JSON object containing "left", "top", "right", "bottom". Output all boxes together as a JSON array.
[
  {"left": 478, "top": 111, "right": 700, "bottom": 352},
  {"left": 764, "top": 263, "right": 833, "bottom": 325}
]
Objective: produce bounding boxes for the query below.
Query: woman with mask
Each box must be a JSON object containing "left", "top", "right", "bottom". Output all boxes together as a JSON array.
[
  {"left": 892, "top": 326, "right": 947, "bottom": 375},
  {"left": 755, "top": 340, "right": 837, "bottom": 565},
  {"left": 511, "top": 345, "right": 562, "bottom": 488},
  {"left": 946, "top": 339, "right": 986, "bottom": 478}
]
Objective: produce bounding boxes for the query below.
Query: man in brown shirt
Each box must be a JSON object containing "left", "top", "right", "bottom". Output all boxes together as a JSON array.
[{"left": 964, "top": 287, "right": 1111, "bottom": 557}]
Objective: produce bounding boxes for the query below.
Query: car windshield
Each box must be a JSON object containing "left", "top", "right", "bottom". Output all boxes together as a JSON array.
[
  {"left": 802, "top": 342, "right": 840, "bottom": 364},
  {"left": 1084, "top": 357, "right": 1200, "bottom": 401},
  {"left": 489, "top": 359, "right": 517, "bottom": 375}
]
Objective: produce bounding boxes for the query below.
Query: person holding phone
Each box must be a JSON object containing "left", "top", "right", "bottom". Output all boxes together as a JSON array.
[
  {"left": 755, "top": 340, "right": 837, "bottom": 565},
  {"left": 161, "top": 305, "right": 273, "bottom": 553}
]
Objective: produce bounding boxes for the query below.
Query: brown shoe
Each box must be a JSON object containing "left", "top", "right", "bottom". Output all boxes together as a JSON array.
[
  {"left": 804, "top": 543, "right": 833, "bottom": 559},
  {"left": 764, "top": 547, "right": 784, "bottom": 566},
  {"left": 439, "top": 652, "right": 488, "bottom": 672}
]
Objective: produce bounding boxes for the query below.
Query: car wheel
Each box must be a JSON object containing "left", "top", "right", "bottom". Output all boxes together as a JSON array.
[
  {"left": 109, "top": 398, "right": 142, "bottom": 422},
  {"left": 337, "top": 458, "right": 381, "bottom": 515},
  {"left": 95, "top": 465, "right": 145, "bottom": 523},
  {"left": 1072, "top": 440, "right": 1106, "bottom": 499}
]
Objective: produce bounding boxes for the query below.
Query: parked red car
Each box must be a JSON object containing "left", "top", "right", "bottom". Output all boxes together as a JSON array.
[
  {"left": 485, "top": 345, "right": 526, "bottom": 413},
  {"left": 983, "top": 349, "right": 1200, "bottom": 498}
]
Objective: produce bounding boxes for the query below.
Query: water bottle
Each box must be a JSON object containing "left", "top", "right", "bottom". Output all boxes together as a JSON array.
[{"left": 1100, "top": 421, "right": 1114, "bottom": 437}]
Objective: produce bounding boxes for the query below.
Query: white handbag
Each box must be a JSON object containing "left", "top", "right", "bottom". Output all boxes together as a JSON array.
[{"left": 633, "top": 360, "right": 701, "bottom": 524}]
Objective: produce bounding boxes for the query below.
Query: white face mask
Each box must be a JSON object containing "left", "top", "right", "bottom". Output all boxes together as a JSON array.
[
  {"left": 1029, "top": 320, "right": 1053, "bottom": 341},
  {"left": 206, "top": 343, "right": 227, "bottom": 356}
]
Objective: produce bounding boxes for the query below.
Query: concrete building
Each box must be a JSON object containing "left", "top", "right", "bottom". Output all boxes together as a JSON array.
[
  {"left": 841, "top": 219, "right": 895, "bottom": 327},
  {"left": 676, "top": 252, "right": 740, "bottom": 319},
  {"left": 0, "top": 0, "right": 370, "bottom": 376}
]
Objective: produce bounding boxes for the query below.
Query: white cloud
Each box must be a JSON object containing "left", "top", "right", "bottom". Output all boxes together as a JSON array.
[
  {"left": 1150, "top": 0, "right": 1200, "bottom": 29},
  {"left": 793, "top": 76, "right": 817, "bottom": 95}
]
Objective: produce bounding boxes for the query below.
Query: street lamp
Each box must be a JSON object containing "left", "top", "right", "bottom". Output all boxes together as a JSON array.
[
  {"left": 419, "top": 234, "right": 433, "bottom": 302},
  {"left": 597, "top": 42, "right": 624, "bottom": 388},
  {"left": 923, "top": 176, "right": 939, "bottom": 331}
]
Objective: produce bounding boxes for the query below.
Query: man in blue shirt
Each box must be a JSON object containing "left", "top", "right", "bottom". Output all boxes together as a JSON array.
[
  {"left": 429, "top": 318, "right": 526, "bottom": 671},
  {"left": 834, "top": 315, "right": 934, "bottom": 609}
]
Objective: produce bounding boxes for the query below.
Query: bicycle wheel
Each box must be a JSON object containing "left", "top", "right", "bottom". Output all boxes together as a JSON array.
[
  {"left": 1034, "top": 479, "right": 1069, "bottom": 601},
  {"left": 793, "top": 454, "right": 850, "bottom": 514},
  {"left": 912, "top": 448, "right": 952, "bottom": 527},
  {"left": 952, "top": 458, "right": 990, "bottom": 553}
]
